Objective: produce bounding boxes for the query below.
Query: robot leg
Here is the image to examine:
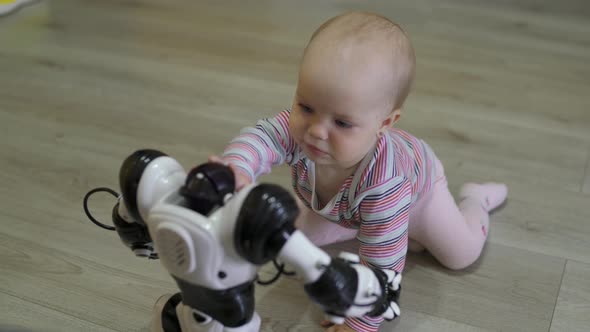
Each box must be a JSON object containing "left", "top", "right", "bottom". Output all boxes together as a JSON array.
[{"left": 150, "top": 294, "right": 261, "bottom": 332}]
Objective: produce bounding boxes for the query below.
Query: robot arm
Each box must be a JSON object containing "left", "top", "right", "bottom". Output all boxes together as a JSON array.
[
  {"left": 106, "top": 149, "right": 235, "bottom": 259},
  {"left": 280, "top": 231, "right": 401, "bottom": 324},
  {"left": 231, "top": 183, "right": 402, "bottom": 324},
  {"left": 111, "top": 199, "right": 157, "bottom": 258},
  {"left": 107, "top": 149, "right": 180, "bottom": 258}
]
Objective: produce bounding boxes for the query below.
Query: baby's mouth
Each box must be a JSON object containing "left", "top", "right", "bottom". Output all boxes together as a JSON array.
[{"left": 305, "top": 143, "right": 328, "bottom": 156}]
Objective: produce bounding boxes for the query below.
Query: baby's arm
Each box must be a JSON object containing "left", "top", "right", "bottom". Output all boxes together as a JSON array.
[
  {"left": 345, "top": 176, "right": 412, "bottom": 332},
  {"left": 220, "top": 110, "right": 297, "bottom": 185}
]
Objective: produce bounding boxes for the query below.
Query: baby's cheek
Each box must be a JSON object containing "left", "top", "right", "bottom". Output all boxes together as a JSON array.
[
  {"left": 332, "top": 139, "right": 354, "bottom": 159},
  {"left": 288, "top": 120, "right": 300, "bottom": 140},
  {"left": 339, "top": 137, "right": 369, "bottom": 160},
  {"left": 292, "top": 129, "right": 303, "bottom": 145},
  {"left": 291, "top": 118, "right": 307, "bottom": 143}
]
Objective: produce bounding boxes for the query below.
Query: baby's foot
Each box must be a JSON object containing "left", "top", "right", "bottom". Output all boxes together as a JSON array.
[{"left": 459, "top": 182, "right": 508, "bottom": 212}]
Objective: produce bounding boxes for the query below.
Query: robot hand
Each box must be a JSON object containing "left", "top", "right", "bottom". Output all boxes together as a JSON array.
[
  {"left": 277, "top": 232, "right": 403, "bottom": 324},
  {"left": 83, "top": 186, "right": 158, "bottom": 258},
  {"left": 83, "top": 150, "right": 178, "bottom": 259},
  {"left": 326, "top": 253, "right": 402, "bottom": 323}
]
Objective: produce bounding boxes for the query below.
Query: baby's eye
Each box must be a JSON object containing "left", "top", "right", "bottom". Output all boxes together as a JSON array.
[
  {"left": 335, "top": 119, "right": 352, "bottom": 128},
  {"left": 299, "top": 104, "right": 313, "bottom": 113}
]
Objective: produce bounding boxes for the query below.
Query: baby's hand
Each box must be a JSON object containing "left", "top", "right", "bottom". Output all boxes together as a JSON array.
[
  {"left": 323, "top": 323, "right": 355, "bottom": 332},
  {"left": 208, "top": 155, "right": 251, "bottom": 191}
]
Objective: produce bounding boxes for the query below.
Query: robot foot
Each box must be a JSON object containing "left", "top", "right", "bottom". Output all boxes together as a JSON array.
[{"left": 151, "top": 293, "right": 183, "bottom": 332}]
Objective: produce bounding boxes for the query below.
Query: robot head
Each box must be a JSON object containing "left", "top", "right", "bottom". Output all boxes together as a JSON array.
[{"left": 180, "top": 163, "right": 236, "bottom": 215}]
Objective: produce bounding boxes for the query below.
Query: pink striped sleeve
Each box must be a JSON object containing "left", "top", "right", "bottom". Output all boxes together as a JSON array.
[
  {"left": 345, "top": 176, "right": 411, "bottom": 331},
  {"left": 357, "top": 176, "right": 411, "bottom": 272},
  {"left": 221, "top": 110, "right": 297, "bottom": 181},
  {"left": 345, "top": 315, "right": 384, "bottom": 332}
]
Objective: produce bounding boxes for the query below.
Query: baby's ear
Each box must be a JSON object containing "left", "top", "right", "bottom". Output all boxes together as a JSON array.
[
  {"left": 381, "top": 109, "right": 402, "bottom": 129},
  {"left": 391, "top": 109, "right": 402, "bottom": 124}
]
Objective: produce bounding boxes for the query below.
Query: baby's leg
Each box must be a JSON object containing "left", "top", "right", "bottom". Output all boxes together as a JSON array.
[
  {"left": 408, "top": 239, "right": 426, "bottom": 253},
  {"left": 294, "top": 199, "right": 358, "bottom": 247},
  {"left": 410, "top": 165, "right": 507, "bottom": 270}
]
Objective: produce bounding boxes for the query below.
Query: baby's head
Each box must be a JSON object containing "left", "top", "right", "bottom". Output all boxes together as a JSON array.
[
  {"left": 302, "top": 12, "right": 415, "bottom": 114},
  {"left": 289, "top": 12, "right": 416, "bottom": 170}
]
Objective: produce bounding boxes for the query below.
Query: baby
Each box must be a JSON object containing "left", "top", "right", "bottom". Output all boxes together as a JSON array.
[{"left": 213, "top": 11, "right": 507, "bottom": 332}]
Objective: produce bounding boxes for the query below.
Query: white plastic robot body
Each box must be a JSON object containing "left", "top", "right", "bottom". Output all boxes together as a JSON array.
[
  {"left": 148, "top": 190, "right": 258, "bottom": 290},
  {"left": 123, "top": 154, "right": 257, "bottom": 289}
]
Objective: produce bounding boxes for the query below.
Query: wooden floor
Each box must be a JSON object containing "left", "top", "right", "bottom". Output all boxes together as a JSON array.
[{"left": 1, "top": 0, "right": 589, "bottom": 331}]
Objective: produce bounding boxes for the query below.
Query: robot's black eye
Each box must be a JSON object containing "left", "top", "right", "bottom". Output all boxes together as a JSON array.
[
  {"left": 193, "top": 312, "right": 207, "bottom": 323},
  {"left": 218, "top": 271, "right": 227, "bottom": 279}
]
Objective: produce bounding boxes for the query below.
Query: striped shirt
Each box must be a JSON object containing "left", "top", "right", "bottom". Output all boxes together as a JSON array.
[{"left": 222, "top": 109, "right": 437, "bottom": 331}]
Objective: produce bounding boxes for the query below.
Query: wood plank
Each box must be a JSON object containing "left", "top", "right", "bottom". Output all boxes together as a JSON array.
[
  {"left": 550, "top": 260, "right": 590, "bottom": 332},
  {"left": 0, "top": 233, "right": 176, "bottom": 331},
  {"left": 583, "top": 152, "right": 590, "bottom": 194},
  {"left": 488, "top": 181, "right": 590, "bottom": 265},
  {"left": 322, "top": 239, "right": 565, "bottom": 332},
  {"left": 0, "top": 293, "right": 117, "bottom": 332},
  {"left": 381, "top": 310, "right": 493, "bottom": 332}
]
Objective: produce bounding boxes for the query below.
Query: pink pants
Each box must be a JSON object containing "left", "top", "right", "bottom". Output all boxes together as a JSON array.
[{"left": 295, "top": 158, "right": 488, "bottom": 270}]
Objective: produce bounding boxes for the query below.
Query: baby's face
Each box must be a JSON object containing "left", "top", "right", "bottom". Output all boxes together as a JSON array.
[{"left": 289, "top": 43, "right": 394, "bottom": 171}]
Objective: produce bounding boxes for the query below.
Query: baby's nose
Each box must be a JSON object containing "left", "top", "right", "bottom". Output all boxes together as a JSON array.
[{"left": 308, "top": 121, "right": 328, "bottom": 140}]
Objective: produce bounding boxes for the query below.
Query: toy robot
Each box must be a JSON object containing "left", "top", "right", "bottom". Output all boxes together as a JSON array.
[{"left": 83, "top": 149, "right": 402, "bottom": 332}]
